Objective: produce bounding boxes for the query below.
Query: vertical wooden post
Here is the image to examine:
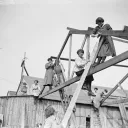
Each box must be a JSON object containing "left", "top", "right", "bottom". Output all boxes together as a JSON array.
[
  {"left": 67, "top": 34, "right": 73, "bottom": 99},
  {"left": 68, "top": 34, "right": 72, "bottom": 79},
  {"left": 81, "top": 34, "right": 87, "bottom": 49},
  {"left": 86, "top": 35, "right": 90, "bottom": 61},
  {"left": 21, "top": 52, "right": 26, "bottom": 77},
  {"left": 118, "top": 97, "right": 128, "bottom": 127}
]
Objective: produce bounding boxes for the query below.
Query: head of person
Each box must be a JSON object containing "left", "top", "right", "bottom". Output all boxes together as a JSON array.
[
  {"left": 104, "top": 89, "right": 108, "bottom": 94},
  {"left": 96, "top": 17, "right": 104, "bottom": 27},
  {"left": 45, "top": 105, "right": 55, "bottom": 118},
  {"left": 77, "top": 49, "right": 84, "bottom": 58},
  {"left": 94, "top": 87, "right": 98, "bottom": 93},
  {"left": 100, "top": 91, "right": 104, "bottom": 97},
  {"left": 0, "top": 119, "right": 2, "bottom": 126},
  {"left": 47, "top": 57, "right": 53, "bottom": 63},
  {"left": 34, "top": 80, "right": 39, "bottom": 85},
  {"left": 23, "top": 82, "right": 27, "bottom": 86}
]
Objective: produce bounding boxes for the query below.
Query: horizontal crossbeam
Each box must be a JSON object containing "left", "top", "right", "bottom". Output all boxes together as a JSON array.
[
  {"left": 103, "top": 98, "right": 128, "bottom": 106},
  {"left": 51, "top": 56, "right": 128, "bottom": 68},
  {"left": 67, "top": 27, "right": 128, "bottom": 40}
]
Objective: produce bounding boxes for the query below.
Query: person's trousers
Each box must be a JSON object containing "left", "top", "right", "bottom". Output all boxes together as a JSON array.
[{"left": 75, "top": 69, "right": 94, "bottom": 91}]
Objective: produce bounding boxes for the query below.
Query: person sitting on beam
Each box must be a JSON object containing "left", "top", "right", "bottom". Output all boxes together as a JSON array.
[
  {"left": 73, "top": 49, "right": 94, "bottom": 96},
  {"left": 91, "top": 17, "right": 116, "bottom": 66}
]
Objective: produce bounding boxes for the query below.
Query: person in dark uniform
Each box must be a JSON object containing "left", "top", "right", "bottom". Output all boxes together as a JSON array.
[{"left": 92, "top": 17, "right": 116, "bottom": 66}]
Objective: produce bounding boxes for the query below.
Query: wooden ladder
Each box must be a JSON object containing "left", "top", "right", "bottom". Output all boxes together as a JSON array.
[
  {"left": 61, "top": 37, "right": 104, "bottom": 128},
  {"left": 92, "top": 110, "right": 102, "bottom": 128},
  {"left": 54, "top": 64, "right": 68, "bottom": 112},
  {"left": 55, "top": 62, "right": 78, "bottom": 127}
]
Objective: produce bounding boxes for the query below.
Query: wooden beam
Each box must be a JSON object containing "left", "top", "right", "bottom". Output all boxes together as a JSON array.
[
  {"left": 86, "top": 35, "right": 90, "bottom": 61},
  {"left": 118, "top": 97, "right": 128, "bottom": 126},
  {"left": 81, "top": 34, "right": 87, "bottom": 49},
  {"left": 67, "top": 27, "right": 128, "bottom": 40},
  {"left": 114, "top": 64, "right": 128, "bottom": 68},
  {"left": 68, "top": 27, "right": 92, "bottom": 35},
  {"left": 39, "top": 50, "right": 128, "bottom": 98},
  {"left": 112, "top": 37, "right": 128, "bottom": 44},
  {"left": 51, "top": 56, "right": 75, "bottom": 61},
  {"left": 61, "top": 40, "right": 100, "bottom": 128},
  {"left": 103, "top": 98, "right": 128, "bottom": 106},
  {"left": 51, "top": 56, "right": 128, "bottom": 68},
  {"left": 100, "top": 73, "right": 128, "bottom": 105},
  {"left": 24, "top": 66, "right": 29, "bottom": 76},
  {"left": 68, "top": 34, "right": 72, "bottom": 79},
  {"left": 100, "top": 30, "right": 128, "bottom": 40},
  {"left": 118, "top": 83, "right": 128, "bottom": 98},
  {"left": 88, "top": 27, "right": 128, "bottom": 40},
  {"left": 57, "top": 32, "right": 71, "bottom": 60}
]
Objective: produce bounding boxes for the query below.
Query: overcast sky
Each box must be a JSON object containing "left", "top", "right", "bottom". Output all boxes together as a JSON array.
[{"left": 0, "top": 0, "right": 128, "bottom": 96}]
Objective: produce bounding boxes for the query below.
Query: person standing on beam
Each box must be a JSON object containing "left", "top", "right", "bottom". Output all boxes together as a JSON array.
[
  {"left": 91, "top": 17, "right": 116, "bottom": 66},
  {"left": 43, "top": 57, "right": 55, "bottom": 90},
  {"left": 73, "top": 49, "right": 94, "bottom": 96}
]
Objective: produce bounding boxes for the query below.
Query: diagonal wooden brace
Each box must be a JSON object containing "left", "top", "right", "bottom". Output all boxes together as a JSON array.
[{"left": 101, "top": 73, "right": 128, "bottom": 105}]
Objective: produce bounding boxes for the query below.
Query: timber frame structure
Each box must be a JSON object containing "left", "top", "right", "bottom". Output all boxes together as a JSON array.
[{"left": 38, "top": 26, "right": 128, "bottom": 128}]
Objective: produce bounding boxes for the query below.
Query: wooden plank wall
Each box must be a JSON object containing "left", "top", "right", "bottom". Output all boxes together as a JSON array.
[{"left": 0, "top": 96, "right": 126, "bottom": 128}]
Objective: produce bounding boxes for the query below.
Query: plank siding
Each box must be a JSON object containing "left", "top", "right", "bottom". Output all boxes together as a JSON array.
[{"left": 0, "top": 96, "right": 126, "bottom": 128}]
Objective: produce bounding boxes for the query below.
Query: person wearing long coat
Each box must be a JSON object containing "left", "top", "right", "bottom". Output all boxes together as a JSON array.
[
  {"left": 92, "top": 17, "right": 116, "bottom": 66},
  {"left": 44, "top": 57, "right": 55, "bottom": 90}
]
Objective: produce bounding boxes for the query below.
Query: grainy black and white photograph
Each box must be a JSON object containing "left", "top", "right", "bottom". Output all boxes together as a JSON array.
[{"left": 0, "top": 0, "right": 128, "bottom": 128}]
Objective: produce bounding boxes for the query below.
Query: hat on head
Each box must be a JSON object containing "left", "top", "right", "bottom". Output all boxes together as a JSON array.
[
  {"left": 104, "top": 89, "right": 108, "bottom": 93},
  {"left": 77, "top": 49, "right": 84, "bottom": 55},
  {"left": 34, "top": 80, "right": 39, "bottom": 83},
  {"left": 96, "top": 17, "right": 104, "bottom": 24},
  {"left": 94, "top": 87, "right": 98, "bottom": 90},
  {"left": 47, "top": 57, "right": 52, "bottom": 61}
]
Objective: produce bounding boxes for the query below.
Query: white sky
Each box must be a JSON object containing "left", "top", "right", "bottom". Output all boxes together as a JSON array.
[{"left": 0, "top": 0, "right": 128, "bottom": 96}]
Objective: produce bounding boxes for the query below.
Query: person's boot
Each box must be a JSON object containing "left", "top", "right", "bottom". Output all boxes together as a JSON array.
[
  {"left": 87, "top": 83, "right": 95, "bottom": 96},
  {"left": 82, "top": 82, "right": 88, "bottom": 90},
  {"left": 88, "top": 91, "right": 95, "bottom": 96},
  {"left": 49, "top": 85, "right": 52, "bottom": 90},
  {"left": 100, "top": 56, "right": 106, "bottom": 63},
  {"left": 92, "top": 62, "right": 98, "bottom": 67}
]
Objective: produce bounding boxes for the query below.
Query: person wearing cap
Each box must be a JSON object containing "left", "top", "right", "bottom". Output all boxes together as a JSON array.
[
  {"left": 91, "top": 17, "right": 116, "bottom": 66},
  {"left": 31, "top": 80, "right": 41, "bottom": 96},
  {"left": 44, "top": 105, "right": 62, "bottom": 128},
  {"left": 73, "top": 49, "right": 94, "bottom": 96},
  {"left": 43, "top": 57, "right": 55, "bottom": 90},
  {"left": 94, "top": 87, "right": 98, "bottom": 95}
]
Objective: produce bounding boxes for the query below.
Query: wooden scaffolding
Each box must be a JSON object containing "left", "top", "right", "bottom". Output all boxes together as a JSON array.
[{"left": 38, "top": 26, "right": 128, "bottom": 128}]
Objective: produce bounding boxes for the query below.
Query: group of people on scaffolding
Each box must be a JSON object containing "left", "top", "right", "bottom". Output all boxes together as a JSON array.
[
  {"left": 42, "top": 17, "right": 116, "bottom": 95},
  {"left": 40, "top": 17, "right": 116, "bottom": 128}
]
